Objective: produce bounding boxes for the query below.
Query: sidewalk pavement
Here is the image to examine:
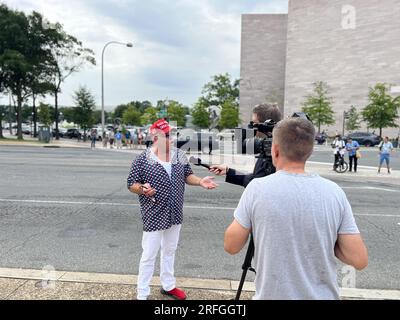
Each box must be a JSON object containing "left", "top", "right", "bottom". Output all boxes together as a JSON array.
[{"left": 1, "top": 267, "right": 399, "bottom": 300}]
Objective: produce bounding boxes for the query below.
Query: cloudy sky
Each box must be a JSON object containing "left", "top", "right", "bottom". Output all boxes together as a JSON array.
[{"left": 2, "top": 0, "right": 288, "bottom": 110}]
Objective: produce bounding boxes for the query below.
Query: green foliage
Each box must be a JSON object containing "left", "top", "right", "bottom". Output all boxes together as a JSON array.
[
  {"left": 59, "top": 106, "right": 76, "bottom": 123},
  {"left": 362, "top": 83, "right": 400, "bottom": 137},
  {"left": 72, "top": 86, "right": 96, "bottom": 131},
  {"left": 114, "top": 104, "right": 130, "bottom": 119},
  {"left": 165, "top": 100, "right": 187, "bottom": 127},
  {"left": 37, "top": 103, "right": 52, "bottom": 127},
  {"left": 201, "top": 73, "right": 239, "bottom": 108},
  {"left": 122, "top": 106, "right": 142, "bottom": 126},
  {"left": 92, "top": 110, "right": 102, "bottom": 125},
  {"left": 0, "top": 3, "right": 95, "bottom": 140},
  {"left": 219, "top": 99, "right": 240, "bottom": 129},
  {"left": 301, "top": 81, "right": 335, "bottom": 133},
  {"left": 346, "top": 105, "right": 362, "bottom": 131},
  {"left": 141, "top": 107, "right": 159, "bottom": 126},
  {"left": 191, "top": 98, "right": 210, "bottom": 129}
]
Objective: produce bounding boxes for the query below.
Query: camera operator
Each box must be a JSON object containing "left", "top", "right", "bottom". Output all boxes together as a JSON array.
[
  {"left": 224, "top": 117, "right": 368, "bottom": 300},
  {"left": 209, "top": 104, "right": 282, "bottom": 187}
]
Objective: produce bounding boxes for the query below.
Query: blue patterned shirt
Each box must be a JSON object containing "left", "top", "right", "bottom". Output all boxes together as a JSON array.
[{"left": 127, "top": 148, "right": 193, "bottom": 232}]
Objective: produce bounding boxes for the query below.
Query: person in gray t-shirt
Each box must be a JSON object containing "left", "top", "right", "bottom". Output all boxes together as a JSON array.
[{"left": 224, "top": 118, "right": 368, "bottom": 300}]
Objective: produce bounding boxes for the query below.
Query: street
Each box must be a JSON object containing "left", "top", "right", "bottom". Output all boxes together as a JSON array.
[{"left": 0, "top": 145, "right": 399, "bottom": 291}]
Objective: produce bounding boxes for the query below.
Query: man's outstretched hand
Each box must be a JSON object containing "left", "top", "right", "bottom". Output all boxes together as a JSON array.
[
  {"left": 209, "top": 165, "right": 228, "bottom": 176},
  {"left": 200, "top": 176, "right": 218, "bottom": 189}
]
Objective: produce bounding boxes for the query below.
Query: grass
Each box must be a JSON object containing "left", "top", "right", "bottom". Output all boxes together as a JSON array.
[{"left": 0, "top": 136, "right": 43, "bottom": 144}]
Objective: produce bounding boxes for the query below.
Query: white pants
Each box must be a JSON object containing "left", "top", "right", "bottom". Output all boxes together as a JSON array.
[{"left": 137, "top": 224, "right": 181, "bottom": 300}]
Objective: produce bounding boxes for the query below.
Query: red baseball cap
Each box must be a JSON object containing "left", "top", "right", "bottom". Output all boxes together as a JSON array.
[{"left": 150, "top": 119, "right": 172, "bottom": 135}]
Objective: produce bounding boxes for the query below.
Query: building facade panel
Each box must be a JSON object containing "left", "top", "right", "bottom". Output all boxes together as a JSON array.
[
  {"left": 240, "top": 14, "right": 288, "bottom": 124},
  {"left": 284, "top": 0, "right": 400, "bottom": 136}
]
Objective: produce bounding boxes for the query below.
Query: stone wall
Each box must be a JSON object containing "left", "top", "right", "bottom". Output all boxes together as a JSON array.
[
  {"left": 240, "top": 14, "right": 288, "bottom": 124},
  {"left": 284, "top": 0, "right": 400, "bottom": 137}
]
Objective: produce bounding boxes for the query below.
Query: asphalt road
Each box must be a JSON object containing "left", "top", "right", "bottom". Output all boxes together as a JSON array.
[
  {"left": 0, "top": 145, "right": 399, "bottom": 291},
  {"left": 310, "top": 145, "right": 400, "bottom": 170}
]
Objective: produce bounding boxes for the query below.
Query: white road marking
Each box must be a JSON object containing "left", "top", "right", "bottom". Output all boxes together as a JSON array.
[
  {"left": 0, "top": 199, "right": 398, "bottom": 217},
  {"left": 342, "top": 186, "right": 399, "bottom": 193}
]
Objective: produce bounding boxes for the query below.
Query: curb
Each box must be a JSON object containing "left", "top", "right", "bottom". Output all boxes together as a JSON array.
[{"left": 0, "top": 267, "right": 399, "bottom": 300}]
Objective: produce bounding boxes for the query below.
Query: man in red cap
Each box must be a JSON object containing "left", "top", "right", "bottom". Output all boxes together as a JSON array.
[{"left": 127, "top": 119, "right": 218, "bottom": 300}]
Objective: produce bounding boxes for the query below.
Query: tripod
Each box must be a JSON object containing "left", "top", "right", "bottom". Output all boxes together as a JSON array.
[
  {"left": 235, "top": 155, "right": 275, "bottom": 300},
  {"left": 235, "top": 234, "right": 256, "bottom": 300}
]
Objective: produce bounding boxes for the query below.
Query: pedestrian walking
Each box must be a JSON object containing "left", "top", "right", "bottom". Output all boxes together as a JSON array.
[
  {"left": 90, "top": 129, "right": 97, "bottom": 149},
  {"left": 378, "top": 137, "right": 394, "bottom": 174},
  {"left": 109, "top": 130, "right": 115, "bottom": 149},
  {"left": 346, "top": 137, "right": 360, "bottom": 173},
  {"left": 116, "top": 131, "right": 122, "bottom": 149}
]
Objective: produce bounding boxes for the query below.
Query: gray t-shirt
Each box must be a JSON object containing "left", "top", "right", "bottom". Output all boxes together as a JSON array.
[{"left": 234, "top": 170, "right": 359, "bottom": 300}]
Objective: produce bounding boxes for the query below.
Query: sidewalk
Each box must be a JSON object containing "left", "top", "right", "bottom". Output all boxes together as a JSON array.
[{"left": 1, "top": 267, "right": 399, "bottom": 300}]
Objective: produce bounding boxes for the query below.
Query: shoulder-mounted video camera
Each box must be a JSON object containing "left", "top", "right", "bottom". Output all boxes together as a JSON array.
[{"left": 236, "top": 112, "right": 311, "bottom": 158}]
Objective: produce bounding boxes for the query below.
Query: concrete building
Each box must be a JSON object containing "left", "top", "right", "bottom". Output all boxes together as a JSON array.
[{"left": 240, "top": 0, "right": 400, "bottom": 137}]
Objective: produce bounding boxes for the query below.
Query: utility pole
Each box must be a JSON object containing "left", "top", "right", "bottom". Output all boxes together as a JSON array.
[
  {"left": 342, "top": 110, "right": 349, "bottom": 136},
  {"left": 9, "top": 92, "right": 12, "bottom": 135}
]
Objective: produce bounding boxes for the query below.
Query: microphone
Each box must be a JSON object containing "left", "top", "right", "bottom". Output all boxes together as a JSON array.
[{"left": 189, "top": 156, "right": 211, "bottom": 169}]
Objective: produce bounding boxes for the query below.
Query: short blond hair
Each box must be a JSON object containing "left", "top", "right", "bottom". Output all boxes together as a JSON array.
[{"left": 272, "top": 118, "right": 315, "bottom": 162}]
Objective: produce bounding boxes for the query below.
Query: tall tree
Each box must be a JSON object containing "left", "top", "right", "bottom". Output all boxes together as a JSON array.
[
  {"left": 73, "top": 86, "right": 96, "bottom": 139},
  {"left": 0, "top": 5, "right": 34, "bottom": 140},
  {"left": 37, "top": 102, "right": 52, "bottom": 127},
  {"left": 201, "top": 73, "right": 240, "bottom": 108},
  {"left": 0, "top": 105, "right": 6, "bottom": 138},
  {"left": 47, "top": 21, "right": 96, "bottom": 139},
  {"left": 59, "top": 106, "right": 75, "bottom": 123},
  {"left": 362, "top": 83, "right": 400, "bottom": 137},
  {"left": 346, "top": 105, "right": 362, "bottom": 131},
  {"left": 301, "top": 81, "right": 335, "bottom": 133},
  {"left": 114, "top": 103, "right": 130, "bottom": 119},
  {"left": 191, "top": 98, "right": 210, "bottom": 129},
  {"left": 219, "top": 99, "right": 240, "bottom": 129},
  {"left": 28, "top": 11, "right": 58, "bottom": 137},
  {"left": 122, "top": 106, "right": 141, "bottom": 126},
  {"left": 165, "top": 100, "right": 187, "bottom": 127},
  {"left": 140, "top": 107, "right": 159, "bottom": 125}
]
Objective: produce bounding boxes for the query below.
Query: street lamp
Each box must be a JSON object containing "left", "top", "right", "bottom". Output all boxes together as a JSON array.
[
  {"left": 31, "top": 112, "right": 34, "bottom": 137},
  {"left": 101, "top": 41, "right": 133, "bottom": 134}
]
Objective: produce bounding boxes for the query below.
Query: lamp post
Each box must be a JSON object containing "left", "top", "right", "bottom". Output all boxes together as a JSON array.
[
  {"left": 101, "top": 41, "right": 133, "bottom": 135},
  {"left": 0, "top": 113, "right": 4, "bottom": 139},
  {"left": 342, "top": 110, "right": 349, "bottom": 136},
  {"left": 31, "top": 112, "right": 34, "bottom": 137}
]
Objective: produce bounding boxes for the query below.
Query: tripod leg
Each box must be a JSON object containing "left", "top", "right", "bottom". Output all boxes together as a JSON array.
[{"left": 235, "top": 236, "right": 255, "bottom": 300}]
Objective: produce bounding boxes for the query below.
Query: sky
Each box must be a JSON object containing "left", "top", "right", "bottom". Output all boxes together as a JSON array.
[{"left": 1, "top": 0, "right": 288, "bottom": 110}]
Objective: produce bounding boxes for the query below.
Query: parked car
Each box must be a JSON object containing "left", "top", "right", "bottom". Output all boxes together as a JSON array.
[
  {"left": 14, "top": 124, "right": 31, "bottom": 135},
  {"left": 343, "top": 132, "right": 381, "bottom": 147},
  {"left": 52, "top": 128, "right": 67, "bottom": 138},
  {"left": 64, "top": 128, "right": 82, "bottom": 139},
  {"left": 315, "top": 132, "right": 327, "bottom": 145}
]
